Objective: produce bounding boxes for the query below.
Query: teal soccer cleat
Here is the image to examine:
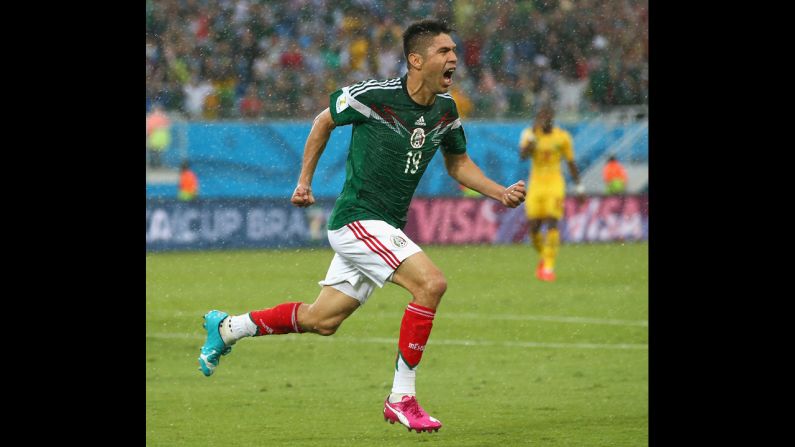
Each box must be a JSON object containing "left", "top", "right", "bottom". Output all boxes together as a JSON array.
[{"left": 198, "top": 310, "right": 232, "bottom": 376}]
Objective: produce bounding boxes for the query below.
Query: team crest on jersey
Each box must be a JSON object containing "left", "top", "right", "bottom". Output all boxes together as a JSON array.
[
  {"left": 390, "top": 234, "right": 408, "bottom": 249},
  {"left": 410, "top": 128, "right": 425, "bottom": 148}
]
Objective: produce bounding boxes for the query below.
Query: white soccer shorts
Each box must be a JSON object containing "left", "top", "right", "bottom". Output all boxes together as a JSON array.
[{"left": 319, "top": 220, "right": 422, "bottom": 304}]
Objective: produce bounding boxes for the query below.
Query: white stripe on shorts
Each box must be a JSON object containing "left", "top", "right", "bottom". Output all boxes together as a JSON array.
[
  {"left": 320, "top": 220, "right": 423, "bottom": 300},
  {"left": 346, "top": 221, "right": 400, "bottom": 268}
]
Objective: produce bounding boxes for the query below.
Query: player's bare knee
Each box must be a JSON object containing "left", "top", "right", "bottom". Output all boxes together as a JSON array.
[
  {"left": 314, "top": 319, "right": 341, "bottom": 336},
  {"left": 415, "top": 274, "right": 447, "bottom": 307},
  {"left": 428, "top": 275, "right": 448, "bottom": 299},
  {"left": 300, "top": 312, "right": 341, "bottom": 336},
  {"left": 316, "top": 327, "right": 337, "bottom": 336}
]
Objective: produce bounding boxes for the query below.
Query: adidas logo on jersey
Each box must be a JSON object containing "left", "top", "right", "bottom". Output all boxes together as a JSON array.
[{"left": 414, "top": 116, "right": 426, "bottom": 126}]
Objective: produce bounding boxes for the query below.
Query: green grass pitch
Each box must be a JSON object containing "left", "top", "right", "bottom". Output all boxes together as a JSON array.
[{"left": 147, "top": 242, "right": 648, "bottom": 446}]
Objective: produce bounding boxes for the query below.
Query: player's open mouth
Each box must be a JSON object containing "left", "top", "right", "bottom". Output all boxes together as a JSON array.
[{"left": 442, "top": 67, "right": 455, "bottom": 87}]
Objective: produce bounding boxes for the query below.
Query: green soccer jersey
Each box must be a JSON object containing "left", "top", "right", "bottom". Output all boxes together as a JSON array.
[{"left": 327, "top": 75, "right": 467, "bottom": 230}]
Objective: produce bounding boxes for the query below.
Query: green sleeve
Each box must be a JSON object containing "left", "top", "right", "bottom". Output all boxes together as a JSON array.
[
  {"left": 441, "top": 102, "right": 466, "bottom": 154},
  {"left": 329, "top": 86, "right": 369, "bottom": 126}
]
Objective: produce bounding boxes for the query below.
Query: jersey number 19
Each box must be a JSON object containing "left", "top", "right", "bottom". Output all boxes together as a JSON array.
[{"left": 404, "top": 150, "right": 422, "bottom": 174}]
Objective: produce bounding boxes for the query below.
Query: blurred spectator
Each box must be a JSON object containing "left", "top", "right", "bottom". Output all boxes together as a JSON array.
[
  {"left": 348, "top": 29, "right": 370, "bottom": 72},
  {"left": 178, "top": 161, "right": 199, "bottom": 201},
  {"left": 449, "top": 85, "right": 473, "bottom": 118},
  {"left": 182, "top": 75, "right": 214, "bottom": 119},
  {"left": 239, "top": 84, "right": 264, "bottom": 119},
  {"left": 603, "top": 154, "right": 628, "bottom": 195},
  {"left": 280, "top": 39, "right": 304, "bottom": 70},
  {"left": 146, "top": 105, "right": 171, "bottom": 169},
  {"left": 145, "top": 0, "right": 648, "bottom": 120}
]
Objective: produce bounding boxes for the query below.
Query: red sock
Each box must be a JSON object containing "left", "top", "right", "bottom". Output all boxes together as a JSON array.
[
  {"left": 397, "top": 303, "right": 436, "bottom": 369},
  {"left": 249, "top": 302, "right": 304, "bottom": 336}
]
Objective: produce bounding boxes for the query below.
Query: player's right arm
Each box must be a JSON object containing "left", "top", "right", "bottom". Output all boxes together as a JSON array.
[
  {"left": 292, "top": 108, "right": 337, "bottom": 208},
  {"left": 519, "top": 128, "right": 536, "bottom": 160},
  {"left": 292, "top": 82, "right": 372, "bottom": 207}
]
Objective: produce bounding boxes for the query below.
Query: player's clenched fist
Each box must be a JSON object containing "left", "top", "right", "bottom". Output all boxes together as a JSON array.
[
  {"left": 291, "top": 184, "right": 315, "bottom": 207},
  {"left": 501, "top": 180, "right": 526, "bottom": 208}
]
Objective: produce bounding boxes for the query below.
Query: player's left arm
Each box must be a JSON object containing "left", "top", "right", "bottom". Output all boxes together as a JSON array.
[
  {"left": 562, "top": 132, "right": 585, "bottom": 195},
  {"left": 443, "top": 151, "right": 525, "bottom": 208},
  {"left": 567, "top": 160, "right": 581, "bottom": 185}
]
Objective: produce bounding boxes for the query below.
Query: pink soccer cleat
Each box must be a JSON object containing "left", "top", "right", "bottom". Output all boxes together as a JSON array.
[
  {"left": 538, "top": 268, "right": 556, "bottom": 282},
  {"left": 383, "top": 395, "right": 442, "bottom": 433},
  {"left": 535, "top": 259, "right": 545, "bottom": 279}
]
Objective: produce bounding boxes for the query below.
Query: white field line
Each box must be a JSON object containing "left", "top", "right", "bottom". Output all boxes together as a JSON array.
[
  {"left": 148, "top": 333, "right": 647, "bottom": 350},
  {"left": 158, "top": 312, "right": 648, "bottom": 327},
  {"left": 368, "top": 312, "right": 648, "bottom": 327}
]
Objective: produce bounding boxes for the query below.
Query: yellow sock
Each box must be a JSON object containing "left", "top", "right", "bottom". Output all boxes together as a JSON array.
[
  {"left": 531, "top": 232, "right": 543, "bottom": 253},
  {"left": 542, "top": 228, "right": 560, "bottom": 271}
]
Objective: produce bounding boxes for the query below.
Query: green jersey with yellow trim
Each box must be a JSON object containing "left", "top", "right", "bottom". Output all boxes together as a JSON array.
[{"left": 327, "top": 75, "right": 467, "bottom": 230}]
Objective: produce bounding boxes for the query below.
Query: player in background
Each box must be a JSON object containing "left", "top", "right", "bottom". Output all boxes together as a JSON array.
[
  {"left": 603, "top": 154, "right": 628, "bottom": 195},
  {"left": 197, "top": 19, "right": 526, "bottom": 433},
  {"left": 519, "top": 105, "right": 583, "bottom": 282}
]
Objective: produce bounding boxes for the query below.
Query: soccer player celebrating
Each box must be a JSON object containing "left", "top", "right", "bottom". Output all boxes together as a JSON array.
[
  {"left": 519, "top": 105, "right": 583, "bottom": 282},
  {"left": 197, "top": 19, "right": 526, "bottom": 433}
]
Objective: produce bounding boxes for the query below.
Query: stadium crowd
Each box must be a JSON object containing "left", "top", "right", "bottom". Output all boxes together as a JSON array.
[{"left": 146, "top": 0, "right": 647, "bottom": 120}]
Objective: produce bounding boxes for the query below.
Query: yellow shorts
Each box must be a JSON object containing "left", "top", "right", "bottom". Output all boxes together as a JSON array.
[{"left": 526, "top": 180, "right": 565, "bottom": 220}]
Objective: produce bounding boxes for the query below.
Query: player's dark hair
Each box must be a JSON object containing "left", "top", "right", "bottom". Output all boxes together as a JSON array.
[{"left": 402, "top": 19, "right": 454, "bottom": 66}]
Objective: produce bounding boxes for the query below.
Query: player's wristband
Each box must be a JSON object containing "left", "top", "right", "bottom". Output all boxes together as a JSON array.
[{"left": 574, "top": 183, "right": 585, "bottom": 195}]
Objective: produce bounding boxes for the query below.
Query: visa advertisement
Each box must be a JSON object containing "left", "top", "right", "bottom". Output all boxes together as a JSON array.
[{"left": 146, "top": 195, "right": 647, "bottom": 251}]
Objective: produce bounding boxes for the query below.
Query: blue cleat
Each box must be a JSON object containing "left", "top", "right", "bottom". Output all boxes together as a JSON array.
[{"left": 198, "top": 310, "right": 232, "bottom": 377}]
